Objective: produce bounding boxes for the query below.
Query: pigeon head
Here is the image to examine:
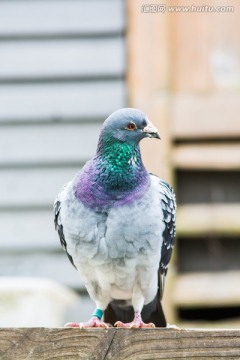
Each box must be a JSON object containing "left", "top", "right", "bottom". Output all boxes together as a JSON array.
[
  {"left": 76, "top": 108, "right": 160, "bottom": 209},
  {"left": 97, "top": 108, "right": 160, "bottom": 150}
]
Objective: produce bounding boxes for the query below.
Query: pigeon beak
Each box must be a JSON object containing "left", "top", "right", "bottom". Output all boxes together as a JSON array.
[{"left": 143, "top": 121, "right": 161, "bottom": 139}]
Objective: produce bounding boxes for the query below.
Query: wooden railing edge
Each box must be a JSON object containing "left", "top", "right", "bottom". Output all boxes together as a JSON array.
[{"left": 0, "top": 327, "right": 240, "bottom": 359}]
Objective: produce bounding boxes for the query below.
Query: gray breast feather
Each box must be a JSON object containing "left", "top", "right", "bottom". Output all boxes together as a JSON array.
[
  {"left": 59, "top": 179, "right": 163, "bottom": 262},
  {"left": 54, "top": 175, "right": 175, "bottom": 301}
]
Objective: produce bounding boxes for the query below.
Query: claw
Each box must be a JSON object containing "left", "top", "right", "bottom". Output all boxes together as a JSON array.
[
  {"left": 114, "top": 311, "right": 155, "bottom": 328},
  {"left": 115, "top": 320, "right": 155, "bottom": 328},
  {"left": 64, "top": 322, "right": 81, "bottom": 328},
  {"left": 64, "top": 316, "right": 110, "bottom": 329}
]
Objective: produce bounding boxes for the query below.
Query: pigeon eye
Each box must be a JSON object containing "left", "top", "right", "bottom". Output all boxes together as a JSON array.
[{"left": 127, "top": 123, "right": 137, "bottom": 131}]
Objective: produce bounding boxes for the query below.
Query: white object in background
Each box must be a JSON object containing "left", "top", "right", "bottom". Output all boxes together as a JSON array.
[{"left": 0, "top": 277, "right": 78, "bottom": 327}]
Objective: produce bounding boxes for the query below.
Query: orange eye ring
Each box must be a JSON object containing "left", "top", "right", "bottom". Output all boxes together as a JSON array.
[{"left": 127, "top": 122, "right": 137, "bottom": 131}]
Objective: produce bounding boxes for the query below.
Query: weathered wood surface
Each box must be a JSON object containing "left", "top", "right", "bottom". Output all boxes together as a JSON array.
[
  {"left": 174, "top": 271, "right": 240, "bottom": 307},
  {"left": 177, "top": 204, "right": 240, "bottom": 236},
  {"left": 0, "top": 328, "right": 240, "bottom": 360},
  {"left": 173, "top": 143, "right": 240, "bottom": 170}
]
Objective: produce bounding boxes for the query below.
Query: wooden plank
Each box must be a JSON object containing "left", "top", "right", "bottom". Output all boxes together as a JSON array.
[
  {"left": 0, "top": 167, "right": 80, "bottom": 208},
  {"left": 0, "top": 252, "right": 85, "bottom": 290},
  {"left": 172, "top": 94, "right": 240, "bottom": 139},
  {"left": 0, "top": 328, "right": 240, "bottom": 360},
  {"left": 177, "top": 204, "right": 240, "bottom": 236},
  {"left": 173, "top": 271, "right": 240, "bottom": 307},
  {"left": 0, "top": 123, "right": 101, "bottom": 165},
  {"left": 173, "top": 143, "right": 240, "bottom": 170},
  {"left": 179, "top": 319, "right": 240, "bottom": 330},
  {"left": 0, "top": 328, "right": 116, "bottom": 360},
  {"left": 0, "top": 38, "right": 125, "bottom": 80},
  {"left": 108, "top": 329, "right": 240, "bottom": 359},
  {"left": 0, "top": 81, "right": 125, "bottom": 122},
  {"left": 0, "top": 0, "right": 125, "bottom": 36},
  {"left": 0, "top": 210, "right": 58, "bottom": 249}
]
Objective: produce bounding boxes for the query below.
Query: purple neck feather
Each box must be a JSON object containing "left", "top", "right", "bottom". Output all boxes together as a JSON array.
[{"left": 75, "top": 142, "right": 150, "bottom": 210}]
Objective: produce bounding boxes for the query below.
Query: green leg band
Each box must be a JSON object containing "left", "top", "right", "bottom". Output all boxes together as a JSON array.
[{"left": 92, "top": 308, "right": 103, "bottom": 320}]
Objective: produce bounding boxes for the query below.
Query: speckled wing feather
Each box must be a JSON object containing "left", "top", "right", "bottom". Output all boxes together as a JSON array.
[
  {"left": 54, "top": 183, "right": 76, "bottom": 269},
  {"left": 160, "top": 180, "right": 176, "bottom": 299},
  {"left": 159, "top": 179, "right": 176, "bottom": 273},
  {"left": 150, "top": 175, "right": 176, "bottom": 299}
]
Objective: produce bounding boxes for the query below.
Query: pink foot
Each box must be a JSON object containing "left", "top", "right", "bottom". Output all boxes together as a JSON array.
[
  {"left": 64, "top": 316, "right": 109, "bottom": 329},
  {"left": 115, "top": 311, "right": 155, "bottom": 328}
]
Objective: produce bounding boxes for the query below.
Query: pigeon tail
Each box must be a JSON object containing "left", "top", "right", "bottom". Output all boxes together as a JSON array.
[{"left": 104, "top": 291, "right": 166, "bottom": 328}]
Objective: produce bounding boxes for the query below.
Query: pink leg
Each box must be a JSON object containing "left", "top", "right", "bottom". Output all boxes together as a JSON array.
[
  {"left": 65, "top": 316, "right": 109, "bottom": 329},
  {"left": 115, "top": 311, "right": 155, "bottom": 328}
]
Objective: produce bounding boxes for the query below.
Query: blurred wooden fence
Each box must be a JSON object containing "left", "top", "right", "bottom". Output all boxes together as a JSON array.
[
  {"left": 127, "top": 0, "right": 240, "bottom": 327},
  {"left": 0, "top": 0, "right": 240, "bottom": 329},
  {"left": 0, "top": 0, "right": 126, "bottom": 323}
]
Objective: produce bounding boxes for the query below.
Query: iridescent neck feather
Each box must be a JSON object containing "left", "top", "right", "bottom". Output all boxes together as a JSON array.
[{"left": 75, "top": 140, "right": 150, "bottom": 210}]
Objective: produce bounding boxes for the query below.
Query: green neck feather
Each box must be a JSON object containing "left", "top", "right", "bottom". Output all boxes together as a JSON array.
[{"left": 95, "top": 141, "right": 148, "bottom": 191}]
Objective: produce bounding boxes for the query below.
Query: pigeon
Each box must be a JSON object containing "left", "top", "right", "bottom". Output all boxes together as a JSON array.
[{"left": 54, "top": 108, "right": 176, "bottom": 328}]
